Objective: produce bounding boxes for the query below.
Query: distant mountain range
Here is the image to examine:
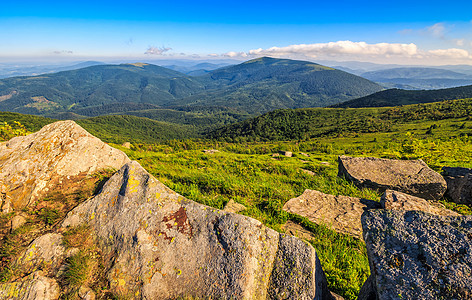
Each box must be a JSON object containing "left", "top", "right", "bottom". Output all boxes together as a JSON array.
[
  {"left": 0, "top": 61, "right": 106, "bottom": 79},
  {"left": 359, "top": 67, "right": 472, "bottom": 90},
  {"left": 0, "top": 57, "right": 383, "bottom": 117},
  {"left": 332, "top": 84, "right": 472, "bottom": 108}
]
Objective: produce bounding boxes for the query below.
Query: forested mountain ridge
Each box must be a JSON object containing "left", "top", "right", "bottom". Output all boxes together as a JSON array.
[
  {"left": 0, "top": 57, "right": 383, "bottom": 116},
  {"left": 174, "top": 57, "right": 383, "bottom": 113},
  {"left": 332, "top": 85, "right": 472, "bottom": 108},
  {"left": 0, "top": 63, "right": 205, "bottom": 115}
]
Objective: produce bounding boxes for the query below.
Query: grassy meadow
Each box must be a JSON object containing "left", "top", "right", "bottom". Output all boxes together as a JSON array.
[{"left": 2, "top": 99, "right": 472, "bottom": 299}]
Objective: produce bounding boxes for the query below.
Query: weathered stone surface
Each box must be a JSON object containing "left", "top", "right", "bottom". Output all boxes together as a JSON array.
[
  {"left": 0, "top": 271, "right": 60, "bottom": 300},
  {"left": 338, "top": 155, "right": 447, "bottom": 200},
  {"left": 0, "top": 120, "right": 130, "bottom": 211},
  {"left": 361, "top": 210, "right": 472, "bottom": 300},
  {"left": 121, "top": 142, "right": 131, "bottom": 149},
  {"left": 223, "top": 199, "right": 247, "bottom": 213},
  {"left": 381, "top": 190, "right": 459, "bottom": 216},
  {"left": 443, "top": 166, "right": 472, "bottom": 205},
  {"left": 203, "top": 149, "right": 219, "bottom": 154},
  {"left": 17, "top": 233, "right": 66, "bottom": 276},
  {"left": 10, "top": 214, "right": 27, "bottom": 232},
  {"left": 279, "top": 151, "right": 292, "bottom": 157},
  {"left": 283, "top": 189, "right": 380, "bottom": 239},
  {"left": 61, "top": 161, "right": 332, "bottom": 299}
]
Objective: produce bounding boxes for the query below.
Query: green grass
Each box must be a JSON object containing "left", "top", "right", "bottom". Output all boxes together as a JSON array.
[{"left": 116, "top": 130, "right": 472, "bottom": 299}]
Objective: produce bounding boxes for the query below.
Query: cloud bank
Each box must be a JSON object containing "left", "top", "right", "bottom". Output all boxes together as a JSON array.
[
  {"left": 145, "top": 46, "right": 172, "bottom": 55},
  {"left": 223, "top": 41, "right": 472, "bottom": 64}
]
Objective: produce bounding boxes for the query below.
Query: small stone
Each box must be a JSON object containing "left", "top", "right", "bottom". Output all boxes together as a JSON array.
[
  {"left": 10, "top": 214, "right": 27, "bottom": 232},
  {"left": 299, "top": 152, "right": 310, "bottom": 157},
  {"left": 203, "top": 149, "right": 219, "bottom": 154},
  {"left": 121, "top": 142, "right": 131, "bottom": 149},
  {"left": 223, "top": 199, "right": 247, "bottom": 213},
  {"left": 301, "top": 169, "right": 315, "bottom": 176},
  {"left": 279, "top": 151, "right": 292, "bottom": 157},
  {"left": 79, "top": 286, "right": 96, "bottom": 300}
]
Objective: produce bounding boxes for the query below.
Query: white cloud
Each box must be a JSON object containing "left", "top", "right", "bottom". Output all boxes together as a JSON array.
[
  {"left": 144, "top": 46, "right": 172, "bottom": 55},
  {"left": 453, "top": 39, "right": 465, "bottom": 46},
  {"left": 226, "top": 41, "right": 472, "bottom": 64},
  {"left": 428, "top": 48, "right": 470, "bottom": 59},
  {"left": 53, "top": 50, "right": 73, "bottom": 55},
  {"left": 223, "top": 51, "right": 248, "bottom": 58},
  {"left": 245, "top": 41, "right": 419, "bottom": 58}
]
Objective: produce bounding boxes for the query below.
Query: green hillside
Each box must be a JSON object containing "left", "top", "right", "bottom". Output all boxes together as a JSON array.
[
  {"left": 333, "top": 84, "right": 472, "bottom": 108},
  {"left": 0, "top": 57, "right": 382, "bottom": 117},
  {"left": 177, "top": 57, "right": 383, "bottom": 113},
  {"left": 0, "top": 112, "right": 197, "bottom": 144},
  {"left": 210, "top": 98, "right": 472, "bottom": 141},
  {"left": 0, "top": 63, "right": 204, "bottom": 115}
]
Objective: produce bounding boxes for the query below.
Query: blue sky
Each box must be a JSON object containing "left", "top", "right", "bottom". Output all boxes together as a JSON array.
[{"left": 1, "top": 0, "right": 472, "bottom": 65}]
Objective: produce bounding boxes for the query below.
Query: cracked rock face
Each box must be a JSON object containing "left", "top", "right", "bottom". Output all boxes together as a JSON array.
[
  {"left": 360, "top": 210, "right": 472, "bottom": 300},
  {"left": 380, "top": 189, "right": 459, "bottom": 216},
  {"left": 443, "top": 166, "right": 472, "bottom": 205},
  {"left": 283, "top": 189, "right": 380, "bottom": 239},
  {"left": 338, "top": 155, "right": 447, "bottom": 200},
  {"left": 61, "top": 161, "right": 332, "bottom": 299},
  {"left": 0, "top": 120, "right": 130, "bottom": 212}
]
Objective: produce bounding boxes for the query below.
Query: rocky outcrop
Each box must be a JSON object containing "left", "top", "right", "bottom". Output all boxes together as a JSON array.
[
  {"left": 57, "top": 161, "right": 332, "bottom": 299},
  {"left": 283, "top": 189, "right": 381, "bottom": 239},
  {"left": 0, "top": 120, "right": 130, "bottom": 212},
  {"left": 338, "top": 155, "right": 447, "bottom": 200},
  {"left": 0, "top": 271, "right": 60, "bottom": 300},
  {"left": 360, "top": 210, "right": 472, "bottom": 299},
  {"left": 443, "top": 166, "right": 472, "bottom": 205},
  {"left": 380, "top": 190, "right": 459, "bottom": 216}
]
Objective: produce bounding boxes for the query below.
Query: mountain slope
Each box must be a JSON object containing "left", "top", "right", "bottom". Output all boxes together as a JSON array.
[
  {"left": 175, "top": 57, "right": 383, "bottom": 113},
  {"left": 0, "top": 57, "right": 383, "bottom": 117},
  {"left": 333, "top": 85, "right": 472, "bottom": 108},
  {"left": 0, "top": 63, "right": 204, "bottom": 115},
  {"left": 210, "top": 97, "right": 472, "bottom": 142}
]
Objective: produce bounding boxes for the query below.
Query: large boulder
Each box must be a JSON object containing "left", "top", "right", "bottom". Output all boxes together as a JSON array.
[
  {"left": 283, "top": 189, "right": 381, "bottom": 239},
  {"left": 338, "top": 155, "right": 447, "bottom": 200},
  {"left": 380, "top": 190, "right": 459, "bottom": 216},
  {"left": 0, "top": 120, "right": 129, "bottom": 212},
  {"left": 443, "top": 166, "right": 472, "bottom": 205},
  {"left": 59, "top": 161, "right": 332, "bottom": 299},
  {"left": 360, "top": 210, "right": 472, "bottom": 299}
]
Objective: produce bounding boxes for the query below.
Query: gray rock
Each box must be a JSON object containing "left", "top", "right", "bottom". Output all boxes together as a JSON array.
[
  {"left": 61, "top": 161, "right": 332, "bottom": 299},
  {"left": 283, "top": 189, "right": 380, "bottom": 239},
  {"left": 279, "top": 151, "right": 293, "bottom": 157},
  {"left": 203, "top": 149, "right": 219, "bottom": 154},
  {"left": 0, "top": 120, "right": 129, "bottom": 211},
  {"left": 10, "top": 214, "right": 27, "bottom": 232},
  {"left": 0, "top": 271, "right": 60, "bottom": 300},
  {"left": 338, "top": 155, "right": 447, "bottom": 200},
  {"left": 443, "top": 166, "right": 472, "bottom": 205},
  {"left": 17, "top": 233, "right": 66, "bottom": 276},
  {"left": 361, "top": 209, "right": 472, "bottom": 300},
  {"left": 223, "top": 199, "right": 247, "bottom": 213},
  {"left": 381, "top": 190, "right": 459, "bottom": 216}
]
